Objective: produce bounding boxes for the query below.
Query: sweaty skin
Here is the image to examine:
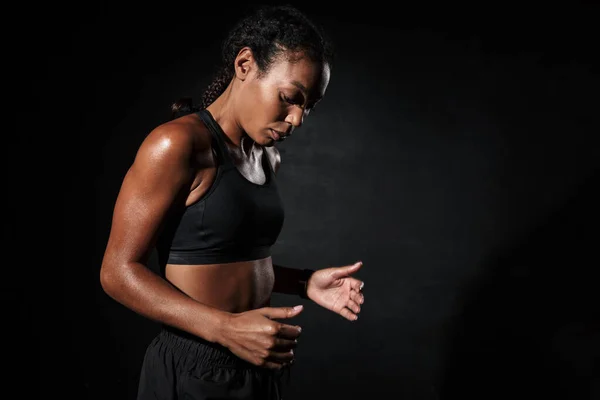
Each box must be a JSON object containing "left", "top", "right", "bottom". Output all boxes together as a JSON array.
[
  {"left": 164, "top": 52, "right": 329, "bottom": 313},
  {"left": 101, "top": 52, "right": 329, "bottom": 323},
  {"left": 163, "top": 113, "right": 281, "bottom": 313},
  {"left": 100, "top": 51, "right": 368, "bottom": 371}
]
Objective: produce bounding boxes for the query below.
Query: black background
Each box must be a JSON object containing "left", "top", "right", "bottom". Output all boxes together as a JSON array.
[{"left": 10, "top": 1, "right": 599, "bottom": 399}]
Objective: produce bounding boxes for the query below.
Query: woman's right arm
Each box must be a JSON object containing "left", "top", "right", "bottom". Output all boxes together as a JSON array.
[
  {"left": 100, "top": 121, "right": 303, "bottom": 368},
  {"left": 99, "top": 123, "right": 226, "bottom": 343}
]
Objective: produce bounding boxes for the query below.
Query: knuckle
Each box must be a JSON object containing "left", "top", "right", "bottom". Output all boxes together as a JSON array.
[{"left": 264, "top": 324, "right": 276, "bottom": 334}]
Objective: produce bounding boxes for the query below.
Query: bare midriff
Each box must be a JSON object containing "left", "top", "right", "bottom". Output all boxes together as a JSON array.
[{"left": 165, "top": 257, "right": 275, "bottom": 313}]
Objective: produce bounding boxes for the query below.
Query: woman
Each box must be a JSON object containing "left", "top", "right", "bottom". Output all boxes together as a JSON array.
[{"left": 100, "top": 4, "right": 365, "bottom": 399}]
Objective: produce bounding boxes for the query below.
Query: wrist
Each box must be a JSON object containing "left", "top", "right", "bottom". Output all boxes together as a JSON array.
[
  {"left": 298, "top": 269, "right": 315, "bottom": 299},
  {"left": 211, "top": 310, "right": 233, "bottom": 346}
]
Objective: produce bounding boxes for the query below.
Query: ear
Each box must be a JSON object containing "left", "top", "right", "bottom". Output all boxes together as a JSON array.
[{"left": 234, "top": 47, "right": 255, "bottom": 80}]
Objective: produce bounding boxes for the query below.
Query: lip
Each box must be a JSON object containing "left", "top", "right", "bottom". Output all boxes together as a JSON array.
[{"left": 270, "top": 129, "right": 284, "bottom": 141}]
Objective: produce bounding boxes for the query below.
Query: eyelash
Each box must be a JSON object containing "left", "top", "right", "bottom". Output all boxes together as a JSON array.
[
  {"left": 281, "top": 95, "right": 317, "bottom": 113},
  {"left": 281, "top": 95, "right": 297, "bottom": 105}
]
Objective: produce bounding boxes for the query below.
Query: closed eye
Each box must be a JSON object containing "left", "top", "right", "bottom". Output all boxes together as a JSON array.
[
  {"left": 282, "top": 90, "right": 309, "bottom": 105},
  {"left": 282, "top": 95, "right": 295, "bottom": 105},
  {"left": 281, "top": 93, "right": 319, "bottom": 113}
]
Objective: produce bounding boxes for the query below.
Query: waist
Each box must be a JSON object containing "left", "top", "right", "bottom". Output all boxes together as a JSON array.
[
  {"left": 157, "top": 324, "right": 293, "bottom": 387},
  {"left": 159, "top": 324, "right": 253, "bottom": 368}
]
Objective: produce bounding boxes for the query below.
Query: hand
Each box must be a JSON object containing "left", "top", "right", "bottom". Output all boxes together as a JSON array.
[
  {"left": 218, "top": 305, "right": 304, "bottom": 369},
  {"left": 306, "top": 261, "right": 365, "bottom": 321}
]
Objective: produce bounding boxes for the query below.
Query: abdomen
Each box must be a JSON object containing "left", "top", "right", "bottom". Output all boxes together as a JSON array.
[{"left": 165, "top": 256, "right": 274, "bottom": 313}]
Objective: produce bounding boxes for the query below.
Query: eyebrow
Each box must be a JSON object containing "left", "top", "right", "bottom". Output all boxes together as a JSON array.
[{"left": 291, "top": 80, "right": 308, "bottom": 94}]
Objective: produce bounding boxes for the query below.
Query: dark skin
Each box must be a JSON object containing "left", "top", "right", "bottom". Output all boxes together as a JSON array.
[{"left": 100, "top": 47, "right": 365, "bottom": 370}]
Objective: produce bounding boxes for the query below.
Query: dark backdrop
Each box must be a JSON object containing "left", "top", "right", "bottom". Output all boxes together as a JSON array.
[{"left": 15, "top": 1, "right": 599, "bottom": 399}]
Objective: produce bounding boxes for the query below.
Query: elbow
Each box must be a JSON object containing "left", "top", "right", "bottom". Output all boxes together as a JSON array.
[
  {"left": 99, "top": 263, "right": 113, "bottom": 296},
  {"left": 99, "top": 261, "right": 123, "bottom": 299}
]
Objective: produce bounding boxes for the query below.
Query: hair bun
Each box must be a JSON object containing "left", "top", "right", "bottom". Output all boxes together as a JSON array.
[{"left": 170, "top": 97, "right": 197, "bottom": 119}]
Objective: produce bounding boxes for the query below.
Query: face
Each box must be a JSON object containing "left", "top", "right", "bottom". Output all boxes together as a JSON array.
[{"left": 234, "top": 48, "right": 330, "bottom": 146}]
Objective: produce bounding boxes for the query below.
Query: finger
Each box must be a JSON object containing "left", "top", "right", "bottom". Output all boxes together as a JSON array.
[
  {"left": 260, "top": 305, "right": 303, "bottom": 320},
  {"left": 350, "top": 289, "right": 365, "bottom": 305},
  {"left": 276, "top": 323, "right": 303, "bottom": 340},
  {"left": 331, "top": 261, "right": 363, "bottom": 279},
  {"left": 262, "top": 361, "right": 288, "bottom": 370},
  {"left": 351, "top": 279, "right": 365, "bottom": 292},
  {"left": 346, "top": 299, "right": 361, "bottom": 314},
  {"left": 271, "top": 337, "right": 298, "bottom": 352},
  {"left": 267, "top": 349, "right": 295, "bottom": 364},
  {"left": 339, "top": 307, "right": 359, "bottom": 321}
]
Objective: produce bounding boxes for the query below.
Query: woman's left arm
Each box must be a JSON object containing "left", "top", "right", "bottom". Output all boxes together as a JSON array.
[{"left": 272, "top": 262, "right": 365, "bottom": 321}]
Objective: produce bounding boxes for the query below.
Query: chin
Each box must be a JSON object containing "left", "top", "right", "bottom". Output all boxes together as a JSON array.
[{"left": 260, "top": 134, "right": 276, "bottom": 147}]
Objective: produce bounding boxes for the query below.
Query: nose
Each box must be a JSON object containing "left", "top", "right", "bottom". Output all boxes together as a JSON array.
[{"left": 285, "top": 107, "right": 306, "bottom": 128}]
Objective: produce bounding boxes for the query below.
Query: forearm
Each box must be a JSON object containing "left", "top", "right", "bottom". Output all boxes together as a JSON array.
[
  {"left": 100, "top": 261, "right": 228, "bottom": 344},
  {"left": 272, "top": 263, "right": 314, "bottom": 297}
]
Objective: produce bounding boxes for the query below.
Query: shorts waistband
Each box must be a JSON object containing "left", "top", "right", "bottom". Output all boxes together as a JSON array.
[{"left": 159, "top": 324, "right": 254, "bottom": 369}]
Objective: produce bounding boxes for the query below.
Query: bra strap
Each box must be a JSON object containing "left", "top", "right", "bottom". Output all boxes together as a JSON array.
[{"left": 197, "top": 109, "right": 234, "bottom": 168}]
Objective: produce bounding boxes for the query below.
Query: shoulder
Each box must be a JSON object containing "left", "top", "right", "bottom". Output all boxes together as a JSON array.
[
  {"left": 135, "top": 113, "right": 212, "bottom": 166},
  {"left": 265, "top": 145, "right": 281, "bottom": 174}
]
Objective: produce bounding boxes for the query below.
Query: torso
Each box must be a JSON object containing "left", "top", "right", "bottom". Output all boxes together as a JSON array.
[{"left": 164, "top": 112, "right": 281, "bottom": 313}]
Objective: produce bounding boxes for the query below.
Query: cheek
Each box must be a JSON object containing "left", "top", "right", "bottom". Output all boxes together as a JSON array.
[
  {"left": 259, "top": 85, "right": 282, "bottom": 112},
  {"left": 241, "top": 81, "right": 286, "bottom": 130}
]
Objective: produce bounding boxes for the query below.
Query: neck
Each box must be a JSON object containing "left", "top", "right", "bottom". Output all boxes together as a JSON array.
[{"left": 205, "top": 82, "right": 247, "bottom": 148}]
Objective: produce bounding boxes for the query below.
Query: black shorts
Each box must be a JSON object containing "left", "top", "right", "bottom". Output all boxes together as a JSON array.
[{"left": 137, "top": 325, "right": 291, "bottom": 400}]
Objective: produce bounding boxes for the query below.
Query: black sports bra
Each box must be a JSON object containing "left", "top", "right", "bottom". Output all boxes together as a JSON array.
[{"left": 155, "top": 109, "right": 285, "bottom": 269}]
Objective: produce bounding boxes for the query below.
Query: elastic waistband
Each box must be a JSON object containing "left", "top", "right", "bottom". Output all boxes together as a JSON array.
[
  {"left": 166, "top": 246, "right": 272, "bottom": 265},
  {"left": 159, "top": 324, "right": 254, "bottom": 369}
]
